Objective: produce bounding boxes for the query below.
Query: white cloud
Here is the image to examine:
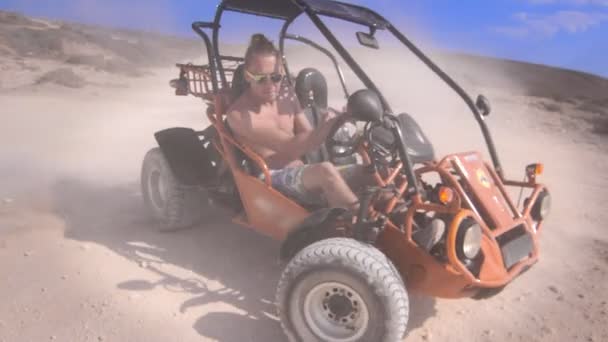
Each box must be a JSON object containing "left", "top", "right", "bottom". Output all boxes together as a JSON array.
[
  {"left": 493, "top": 10, "right": 608, "bottom": 37},
  {"left": 492, "top": 26, "right": 531, "bottom": 38}
]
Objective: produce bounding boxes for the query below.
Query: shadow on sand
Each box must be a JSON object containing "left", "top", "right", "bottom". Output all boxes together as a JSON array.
[{"left": 51, "top": 178, "right": 437, "bottom": 341}]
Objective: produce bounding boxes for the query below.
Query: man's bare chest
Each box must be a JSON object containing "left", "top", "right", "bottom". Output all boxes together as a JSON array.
[{"left": 252, "top": 111, "right": 295, "bottom": 135}]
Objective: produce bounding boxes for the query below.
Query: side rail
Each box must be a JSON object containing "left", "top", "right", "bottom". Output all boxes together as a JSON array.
[
  {"left": 171, "top": 63, "right": 215, "bottom": 100},
  {"left": 170, "top": 20, "right": 242, "bottom": 100},
  {"left": 171, "top": 58, "right": 243, "bottom": 100}
]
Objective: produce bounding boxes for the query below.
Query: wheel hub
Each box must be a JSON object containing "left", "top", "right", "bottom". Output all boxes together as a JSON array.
[
  {"left": 323, "top": 288, "right": 358, "bottom": 325},
  {"left": 303, "top": 282, "right": 369, "bottom": 341}
]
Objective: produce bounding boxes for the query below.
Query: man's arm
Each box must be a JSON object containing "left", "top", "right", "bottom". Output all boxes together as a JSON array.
[
  {"left": 294, "top": 110, "right": 314, "bottom": 134},
  {"left": 227, "top": 109, "right": 336, "bottom": 168},
  {"left": 291, "top": 93, "right": 313, "bottom": 134}
]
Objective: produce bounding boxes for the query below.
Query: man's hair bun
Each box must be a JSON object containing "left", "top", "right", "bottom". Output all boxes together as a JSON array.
[
  {"left": 250, "top": 33, "right": 271, "bottom": 46},
  {"left": 245, "top": 33, "right": 278, "bottom": 66}
]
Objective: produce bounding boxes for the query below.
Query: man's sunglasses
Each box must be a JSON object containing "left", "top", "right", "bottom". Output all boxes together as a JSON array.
[{"left": 245, "top": 69, "right": 283, "bottom": 84}]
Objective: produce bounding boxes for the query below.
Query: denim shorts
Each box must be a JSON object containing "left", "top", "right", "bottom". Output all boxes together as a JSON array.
[
  {"left": 260, "top": 165, "right": 326, "bottom": 207},
  {"left": 260, "top": 164, "right": 364, "bottom": 207}
]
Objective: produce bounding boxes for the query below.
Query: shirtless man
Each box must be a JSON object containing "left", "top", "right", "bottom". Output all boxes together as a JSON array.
[{"left": 226, "top": 34, "right": 360, "bottom": 211}]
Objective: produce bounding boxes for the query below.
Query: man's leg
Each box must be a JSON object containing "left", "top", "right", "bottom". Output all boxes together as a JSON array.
[
  {"left": 335, "top": 164, "right": 375, "bottom": 193},
  {"left": 301, "top": 162, "right": 359, "bottom": 211},
  {"left": 336, "top": 164, "right": 399, "bottom": 208}
]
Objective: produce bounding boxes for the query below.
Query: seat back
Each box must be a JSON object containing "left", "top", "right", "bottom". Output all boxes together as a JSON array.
[
  {"left": 370, "top": 112, "right": 435, "bottom": 164},
  {"left": 295, "top": 68, "right": 331, "bottom": 164},
  {"left": 295, "top": 67, "right": 328, "bottom": 111}
]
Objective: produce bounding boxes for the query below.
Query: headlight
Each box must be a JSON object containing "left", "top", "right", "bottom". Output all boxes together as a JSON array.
[
  {"left": 531, "top": 190, "right": 551, "bottom": 221},
  {"left": 332, "top": 121, "right": 358, "bottom": 143},
  {"left": 332, "top": 145, "right": 348, "bottom": 154},
  {"left": 457, "top": 219, "right": 482, "bottom": 260}
]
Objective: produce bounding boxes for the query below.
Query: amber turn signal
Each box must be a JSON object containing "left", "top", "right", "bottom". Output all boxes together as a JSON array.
[
  {"left": 526, "top": 163, "right": 544, "bottom": 176},
  {"left": 438, "top": 187, "right": 454, "bottom": 205}
]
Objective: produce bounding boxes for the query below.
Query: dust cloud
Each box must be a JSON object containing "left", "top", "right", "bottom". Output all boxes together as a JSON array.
[{"left": 1, "top": 8, "right": 607, "bottom": 342}]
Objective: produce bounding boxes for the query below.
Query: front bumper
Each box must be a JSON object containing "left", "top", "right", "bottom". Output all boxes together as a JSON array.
[{"left": 445, "top": 209, "right": 543, "bottom": 290}]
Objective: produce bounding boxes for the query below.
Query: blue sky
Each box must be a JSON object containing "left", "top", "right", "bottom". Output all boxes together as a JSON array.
[{"left": 1, "top": 0, "right": 606, "bottom": 77}]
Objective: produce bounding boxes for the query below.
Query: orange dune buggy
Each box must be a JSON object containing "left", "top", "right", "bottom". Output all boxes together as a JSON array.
[{"left": 140, "top": 1, "right": 551, "bottom": 341}]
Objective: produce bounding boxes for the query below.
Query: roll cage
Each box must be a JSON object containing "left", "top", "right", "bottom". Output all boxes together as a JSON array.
[{"left": 188, "top": 0, "right": 505, "bottom": 192}]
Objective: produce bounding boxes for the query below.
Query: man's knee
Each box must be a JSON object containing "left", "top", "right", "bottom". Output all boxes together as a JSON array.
[
  {"left": 316, "top": 162, "right": 341, "bottom": 183},
  {"left": 303, "top": 162, "right": 342, "bottom": 188}
]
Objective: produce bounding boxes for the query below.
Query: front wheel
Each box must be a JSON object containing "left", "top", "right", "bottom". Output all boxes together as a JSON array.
[{"left": 276, "top": 238, "right": 409, "bottom": 342}]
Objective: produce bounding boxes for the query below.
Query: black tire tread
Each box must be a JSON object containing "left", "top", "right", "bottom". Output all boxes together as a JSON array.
[
  {"left": 276, "top": 237, "right": 409, "bottom": 342},
  {"left": 141, "top": 148, "right": 206, "bottom": 229}
]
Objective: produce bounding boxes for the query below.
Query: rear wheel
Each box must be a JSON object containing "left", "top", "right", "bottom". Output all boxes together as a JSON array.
[
  {"left": 141, "top": 147, "right": 208, "bottom": 229},
  {"left": 276, "top": 238, "right": 409, "bottom": 342}
]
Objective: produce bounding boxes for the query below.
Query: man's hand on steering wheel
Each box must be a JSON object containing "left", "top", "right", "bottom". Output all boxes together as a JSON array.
[
  {"left": 319, "top": 107, "right": 343, "bottom": 125},
  {"left": 324, "top": 107, "right": 362, "bottom": 159}
]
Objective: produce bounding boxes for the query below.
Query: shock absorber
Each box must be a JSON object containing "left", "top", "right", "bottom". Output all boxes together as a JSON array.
[{"left": 353, "top": 187, "right": 387, "bottom": 244}]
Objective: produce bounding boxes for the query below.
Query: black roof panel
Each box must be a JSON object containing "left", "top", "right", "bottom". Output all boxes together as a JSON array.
[
  {"left": 305, "top": 0, "right": 387, "bottom": 28},
  {"left": 222, "top": 0, "right": 302, "bottom": 20},
  {"left": 221, "top": 0, "right": 388, "bottom": 27}
]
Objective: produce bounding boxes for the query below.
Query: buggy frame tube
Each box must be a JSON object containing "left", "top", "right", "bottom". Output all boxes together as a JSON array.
[
  {"left": 302, "top": 8, "right": 393, "bottom": 114},
  {"left": 279, "top": 16, "right": 297, "bottom": 86},
  {"left": 218, "top": 55, "right": 245, "bottom": 62},
  {"left": 211, "top": 0, "right": 503, "bottom": 179},
  {"left": 191, "top": 22, "right": 219, "bottom": 93},
  {"left": 213, "top": 3, "right": 229, "bottom": 88},
  {"left": 388, "top": 115, "right": 421, "bottom": 195},
  {"left": 385, "top": 23, "right": 504, "bottom": 178},
  {"left": 284, "top": 33, "right": 350, "bottom": 99}
]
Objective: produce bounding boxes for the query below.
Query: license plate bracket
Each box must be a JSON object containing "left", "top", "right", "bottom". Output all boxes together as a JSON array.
[{"left": 497, "top": 226, "right": 534, "bottom": 270}]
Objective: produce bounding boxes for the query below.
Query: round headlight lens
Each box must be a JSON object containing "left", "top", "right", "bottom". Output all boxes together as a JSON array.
[
  {"left": 461, "top": 221, "right": 482, "bottom": 260},
  {"left": 531, "top": 190, "right": 551, "bottom": 221},
  {"left": 540, "top": 192, "right": 551, "bottom": 218},
  {"left": 333, "top": 145, "right": 348, "bottom": 154}
]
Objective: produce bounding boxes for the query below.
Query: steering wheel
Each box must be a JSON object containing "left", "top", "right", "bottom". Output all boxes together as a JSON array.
[{"left": 325, "top": 110, "right": 362, "bottom": 159}]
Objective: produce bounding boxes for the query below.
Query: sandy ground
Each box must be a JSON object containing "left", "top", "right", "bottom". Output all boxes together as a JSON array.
[
  {"left": 1, "top": 12, "right": 608, "bottom": 341},
  {"left": 0, "top": 66, "right": 606, "bottom": 342}
]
